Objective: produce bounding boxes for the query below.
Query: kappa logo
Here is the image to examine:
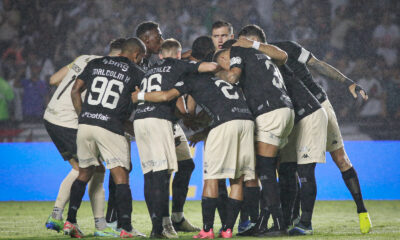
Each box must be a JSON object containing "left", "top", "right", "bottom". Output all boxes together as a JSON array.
[
  {"left": 175, "top": 81, "right": 184, "bottom": 87},
  {"left": 302, "top": 154, "right": 309, "bottom": 159},
  {"left": 230, "top": 57, "right": 242, "bottom": 66},
  {"left": 332, "top": 140, "right": 338, "bottom": 145}
]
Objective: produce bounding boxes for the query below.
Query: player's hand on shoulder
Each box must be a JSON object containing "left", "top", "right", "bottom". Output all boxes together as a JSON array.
[
  {"left": 131, "top": 86, "right": 141, "bottom": 103},
  {"left": 349, "top": 83, "right": 368, "bottom": 101},
  {"left": 233, "top": 37, "right": 253, "bottom": 48},
  {"left": 188, "top": 131, "right": 207, "bottom": 147}
]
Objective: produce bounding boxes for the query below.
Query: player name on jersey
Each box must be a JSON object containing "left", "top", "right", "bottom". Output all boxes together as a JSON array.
[{"left": 78, "top": 56, "right": 144, "bottom": 135}]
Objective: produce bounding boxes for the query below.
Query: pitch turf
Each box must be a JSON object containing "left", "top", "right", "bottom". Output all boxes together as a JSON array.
[{"left": 0, "top": 201, "right": 399, "bottom": 240}]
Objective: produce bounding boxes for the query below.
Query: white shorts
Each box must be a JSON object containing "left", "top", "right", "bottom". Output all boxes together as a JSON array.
[
  {"left": 77, "top": 124, "right": 130, "bottom": 170},
  {"left": 280, "top": 108, "right": 328, "bottom": 165},
  {"left": 174, "top": 123, "right": 192, "bottom": 161},
  {"left": 134, "top": 118, "right": 178, "bottom": 174},
  {"left": 204, "top": 120, "right": 255, "bottom": 181},
  {"left": 255, "top": 107, "right": 295, "bottom": 148},
  {"left": 321, "top": 99, "right": 344, "bottom": 152}
]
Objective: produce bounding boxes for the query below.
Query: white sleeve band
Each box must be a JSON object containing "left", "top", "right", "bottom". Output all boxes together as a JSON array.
[
  {"left": 138, "top": 92, "right": 145, "bottom": 101},
  {"left": 298, "top": 47, "right": 311, "bottom": 64},
  {"left": 252, "top": 41, "right": 260, "bottom": 50}
]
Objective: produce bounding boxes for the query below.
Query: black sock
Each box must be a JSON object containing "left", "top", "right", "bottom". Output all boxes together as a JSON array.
[
  {"left": 67, "top": 179, "right": 87, "bottom": 224},
  {"left": 217, "top": 179, "right": 228, "bottom": 225},
  {"left": 243, "top": 186, "right": 260, "bottom": 223},
  {"left": 115, "top": 184, "right": 133, "bottom": 232},
  {"left": 202, "top": 197, "right": 218, "bottom": 232},
  {"left": 152, "top": 170, "right": 170, "bottom": 233},
  {"left": 297, "top": 163, "right": 317, "bottom": 228},
  {"left": 172, "top": 159, "right": 195, "bottom": 213},
  {"left": 106, "top": 174, "right": 118, "bottom": 224},
  {"left": 292, "top": 174, "right": 301, "bottom": 221},
  {"left": 255, "top": 207, "right": 270, "bottom": 232},
  {"left": 144, "top": 172, "right": 154, "bottom": 218},
  {"left": 256, "top": 155, "right": 286, "bottom": 230},
  {"left": 342, "top": 167, "right": 367, "bottom": 213},
  {"left": 279, "top": 162, "right": 298, "bottom": 226},
  {"left": 224, "top": 198, "right": 243, "bottom": 230}
]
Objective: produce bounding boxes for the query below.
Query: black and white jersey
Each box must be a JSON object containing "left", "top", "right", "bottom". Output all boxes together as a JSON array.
[
  {"left": 77, "top": 56, "right": 144, "bottom": 135},
  {"left": 174, "top": 73, "right": 253, "bottom": 129},
  {"left": 230, "top": 46, "right": 293, "bottom": 118},
  {"left": 272, "top": 41, "right": 327, "bottom": 103},
  {"left": 279, "top": 65, "right": 321, "bottom": 123},
  {"left": 134, "top": 58, "right": 200, "bottom": 122}
]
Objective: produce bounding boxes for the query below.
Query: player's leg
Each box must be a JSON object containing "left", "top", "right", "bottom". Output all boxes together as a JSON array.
[
  {"left": 217, "top": 179, "right": 228, "bottom": 228},
  {"left": 238, "top": 178, "right": 260, "bottom": 234},
  {"left": 288, "top": 108, "right": 327, "bottom": 236},
  {"left": 221, "top": 176, "right": 244, "bottom": 238},
  {"left": 172, "top": 127, "right": 200, "bottom": 232},
  {"left": 105, "top": 173, "right": 118, "bottom": 226},
  {"left": 194, "top": 179, "right": 218, "bottom": 239},
  {"left": 43, "top": 120, "right": 79, "bottom": 232},
  {"left": 278, "top": 162, "right": 298, "bottom": 227}
]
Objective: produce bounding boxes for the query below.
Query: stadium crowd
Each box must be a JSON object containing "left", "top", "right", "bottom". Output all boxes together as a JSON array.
[{"left": 0, "top": 0, "right": 399, "bottom": 134}]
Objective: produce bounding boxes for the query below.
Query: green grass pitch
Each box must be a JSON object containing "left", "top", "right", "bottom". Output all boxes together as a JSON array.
[{"left": 0, "top": 200, "right": 399, "bottom": 239}]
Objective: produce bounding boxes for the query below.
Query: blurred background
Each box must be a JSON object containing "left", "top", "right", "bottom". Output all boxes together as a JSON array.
[{"left": 0, "top": 0, "right": 399, "bottom": 142}]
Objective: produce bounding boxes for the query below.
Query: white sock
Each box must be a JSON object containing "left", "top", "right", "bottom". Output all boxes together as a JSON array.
[
  {"left": 171, "top": 212, "right": 184, "bottom": 223},
  {"left": 88, "top": 171, "right": 105, "bottom": 219},
  {"left": 54, "top": 169, "right": 79, "bottom": 213},
  {"left": 95, "top": 217, "right": 107, "bottom": 230},
  {"left": 162, "top": 216, "right": 172, "bottom": 226},
  {"left": 51, "top": 207, "right": 64, "bottom": 220}
]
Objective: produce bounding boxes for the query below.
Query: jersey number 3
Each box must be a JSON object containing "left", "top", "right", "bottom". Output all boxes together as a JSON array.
[{"left": 88, "top": 76, "right": 124, "bottom": 109}]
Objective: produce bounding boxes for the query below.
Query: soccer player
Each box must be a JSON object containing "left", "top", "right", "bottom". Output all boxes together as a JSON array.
[
  {"left": 211, "top": 20, "right": 235, "bottom": 50},
  {"left": 235, "top": 25, "right": 371, "bottom": 234},
  {"left": 64, "top": 38, "right": 146, "bottom": 238},
  {"left": 43, "top": 39, "right": 125, "bottom": 237},
  {"left": 131, "top": 37, "right": 255, "bottom": 239},
  {"left": 136, "top": 21, "right": 201, "bottom": 234},
  {"left": 215, "top": 39, "right": 293, "bottom": 236},
  {"left": 133, "top": 38, "right": 217, "bottom": 238}
]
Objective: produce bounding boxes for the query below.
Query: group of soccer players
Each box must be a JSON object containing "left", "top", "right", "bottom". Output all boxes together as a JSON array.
[{"left": 43, "top": 19, "right": 372, "bottom": 239}]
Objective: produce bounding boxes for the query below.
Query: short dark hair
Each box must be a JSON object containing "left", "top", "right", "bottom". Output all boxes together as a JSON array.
[
  {"left": 221, "top": 39, "right": 237, "bottom": 49},
  {"left": 109, "top": 38, "right": 126, "bottom": 52},
  {"left": 238, "top": 24, "right": 266, "bottom": 43},
  {"left": 191, "top": 36, "right": 215, "bottom": 61},
  {"left": 211, "top": 20, "right": 233, "bottom": 35},
  {"left": 160, "top": 38, "right": 181, "bottom": 55},
  {"left": 121, "top": 37, "right": 146, "bottom": 54},
  {"left": 136, "top": 21, "right": 159, "bottom": 38},
  {"left": 213, "top": 49, "right": 228, "bottom": 62}
]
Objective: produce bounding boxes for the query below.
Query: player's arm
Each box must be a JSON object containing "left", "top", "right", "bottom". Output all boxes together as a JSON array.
[
  {"left": 198, "top": 62, "right": 219, "bottom": 73},
  {"left": 71, "top": 78, "right": 86, "bottom": 115},
  {"left": 186, "top": 95, "right": 196, "bottom": 115},
  {"left": 131, "top": 86, "right": 181, "bottom": 103},
  {"left": 217, "top": 68, "right": 241, "bottom": 84},
  {"left": 49, "top": 65, "right": 69, "bottom": 86},
  {"left": 233, "top": 38, "right": 287, "bottom": 65},
  {"left": 188, "top": 127, "right": 210, "bottom": 147},
  {"left": 307, "top": 56, "right": 368, "bottom": 100}
]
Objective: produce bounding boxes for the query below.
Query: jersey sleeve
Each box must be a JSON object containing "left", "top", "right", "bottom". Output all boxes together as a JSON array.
[
  {"left": 174, "top": 78, "right": 192, "bottom": 95},
  {"left": 177, "top": 60, "right": 201, "bottom": 75},
  {"left": 77, "top": 59, "right": 94, "bottom": 83},
  {"left": 285, "top": 41, "right": 312, "bottom": 64},
  {"left": 230, "top": 47, "right": 245, "bottom": 69}
]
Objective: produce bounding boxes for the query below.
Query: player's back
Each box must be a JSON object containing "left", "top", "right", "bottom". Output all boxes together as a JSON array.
[
  {"left": 230, "top": 46, "right": 293, "bottom": 117},
  {"left": 278, "top": 64, "right": 321, "bottom": 123},
  {"left": 135, "top": 58, "right": 200, "bottom": 122},
  {"left": 177, "top": 73, "right": 253, "bottom": 128},
  {"left": 78, "top": 56, "right": 144, "bottom": 135},
  {"left": 272, "top": 41, "right": 327, "bottom": 103},
  {"left": 44, "top": 55, "right": 101, "bottom": 129}
]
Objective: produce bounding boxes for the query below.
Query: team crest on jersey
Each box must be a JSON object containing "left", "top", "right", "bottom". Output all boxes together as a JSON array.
[
  {"left": 71, "top": 64, "right": 81, "bottom": 73},
  {"left": 175, "top": 81, "right": 184, "bottom": 87},
  {"left": 230, "top": 57, "right": 242, "bottom": 66}
]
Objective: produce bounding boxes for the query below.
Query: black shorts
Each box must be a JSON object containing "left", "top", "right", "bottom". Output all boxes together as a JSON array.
[{"left": 44, "top": 120, "right": 78, "bottom": 161}]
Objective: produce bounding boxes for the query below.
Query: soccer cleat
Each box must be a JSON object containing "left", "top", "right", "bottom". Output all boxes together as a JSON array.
[
  {"left": 63, "top": 221, "right": 84, "bottom": 238},
  {"left": 359, "top": 212, "right": 372, "bottom": 234},
  {"left": 173, "top": 217, "right": 201, "bottom": 232},
  {"left": 251, "top": 212, "right": 269, "bottom": 236},
  {"left": 162, "top": 224, "right": 179, "bottom": 239},
  {"left": 193, "top": 228, "right": 215, "bottom": 239},
  {"left": 288, "top": 222, "right": 313, "bottom": 236},
  {"left": 237, "top": 221, "right": 256, "bottom": 236},
  {"left": 237, "top": 219, "right": 251, "bottom": 233},
  {"left": 258, "top": 225, "right": 287, "bottom": 237},
  {"left": 45, "top": 215, "right": 64, "bottom": 232},
  {"left": 220, "top": 228, "right": 233, "bottom": 238},
  {"left": 94, "top": 227, "right": 120, "bottom": 237},
  {"left": 106, "top": 220, "right": 119, "bottom": 232}
]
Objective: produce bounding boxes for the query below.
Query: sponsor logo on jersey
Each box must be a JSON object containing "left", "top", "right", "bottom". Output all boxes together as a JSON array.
[
  {"left": 231, "top": 107, "right": 251, "bottom": 114},
  {"left": 81, "top": 111, "right": 110, "bottom": 121},
  {"left": 255, "top": 53, "right": 271, "bottom": 61},
  {"left": 102, "top": 58, "right": 129, "bottom": 72},
  {"left": 136, "top": 106, "right": 156, "bottom": 114},
  {"left": 230, "top": 57, "right": 242, "bottom": 66},
  {"left": 71, "top": 63, "right": 82, "bottom": 73}
]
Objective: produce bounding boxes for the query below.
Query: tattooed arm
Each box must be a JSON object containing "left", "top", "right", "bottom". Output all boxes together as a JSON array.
[{"left": 307, "top": 56, "right": 368, "bottom": 100}]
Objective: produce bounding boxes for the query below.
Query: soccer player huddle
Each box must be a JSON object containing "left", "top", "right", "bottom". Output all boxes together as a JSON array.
[{"left": 43, "top": 20, "right": 372, "bottom": 239}]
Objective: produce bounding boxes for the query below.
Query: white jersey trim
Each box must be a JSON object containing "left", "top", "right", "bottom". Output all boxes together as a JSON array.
[{"left": 298, "top": 47, "right": 310, "bottom": 64}]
